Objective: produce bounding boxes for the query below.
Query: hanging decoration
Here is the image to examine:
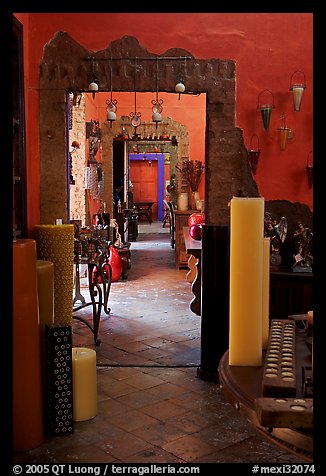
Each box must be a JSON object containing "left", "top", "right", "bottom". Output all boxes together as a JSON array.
[
  {"left": 277, "top": 112, "right": 291, "bottom": 151},
  {"left": 152, "top": 59, "right": 163, "bottom": 128},
  {"left": 306, "top": 150, "right": 313, "bottom": 188},
  {"left": 247, "top": 134, "right": 261, "bottom": 174},
  {"left": 88, "top": 57, "right": 99, "bottom": 99},
  {"left": 290, "top": 70, "right": 306, "bottom": 112},
  {"left": 175, "top": 56, "right": 186, "bottom": 100},
  {"left": 257, "top": 89, "right": 275, "bottom": 131},
  {"left": 106, "top": 58, "right": 118, "bottom": 127},
  {"left": 129, "top": 58, "right": 142, "bottom": 136}
]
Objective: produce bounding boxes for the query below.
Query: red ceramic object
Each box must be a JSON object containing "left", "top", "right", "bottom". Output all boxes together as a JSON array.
[
  {"left": 189, "top": 224, "right": 202, "bottom": 240},
  {"left": 188, "top": 213, "right": 205, "bottom": 227},
  {"left": 108, "top": 246, "right": 123, "bottom": 282}
]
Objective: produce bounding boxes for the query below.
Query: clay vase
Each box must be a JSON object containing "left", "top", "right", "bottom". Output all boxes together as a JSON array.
[{"left": 109, "top": 246, "right": 123, "bottom": 282}]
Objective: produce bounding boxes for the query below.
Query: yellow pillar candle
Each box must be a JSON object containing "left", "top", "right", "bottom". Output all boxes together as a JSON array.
[
  {"left": 262, "top": 237, "right": 270, "bottom": 349},
  {"left": 229, "top": 197, "right": 264, "bottom": 366},
  {"left": 34, "top": 225, "right": 74, "bottom": 326},
  {"left": 36, "top": 260, "right": 54, "bottom": 332},
  {"left": 72, "top": 347, "right": 97, "bottom": 422}
]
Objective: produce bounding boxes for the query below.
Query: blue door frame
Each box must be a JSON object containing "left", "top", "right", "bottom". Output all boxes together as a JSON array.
[{"left": 129, "top": 153, "right": 165, "bottom": 221}]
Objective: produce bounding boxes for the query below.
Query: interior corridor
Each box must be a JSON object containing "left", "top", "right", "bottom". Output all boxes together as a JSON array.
[{"left": 13, "top": 222, "right": 308, "bottom": 464}]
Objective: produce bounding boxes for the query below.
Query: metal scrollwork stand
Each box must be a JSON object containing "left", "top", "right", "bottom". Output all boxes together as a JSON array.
[{"left": 73, "top": 249, "right": 112, "bottom": 346}]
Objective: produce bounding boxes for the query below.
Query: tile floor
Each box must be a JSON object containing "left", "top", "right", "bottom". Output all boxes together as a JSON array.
[{"left": 13, "top": 221, "right": 310, "bottom": 464}]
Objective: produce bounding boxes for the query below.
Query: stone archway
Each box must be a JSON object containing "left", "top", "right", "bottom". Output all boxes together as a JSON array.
[{"left": 39, "top": 33, "right": 259, "bottom": 225}]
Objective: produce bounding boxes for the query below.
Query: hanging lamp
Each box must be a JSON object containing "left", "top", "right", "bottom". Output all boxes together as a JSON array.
[
  {"left": 106, "top": 58, "right": 118, "bottom": 127},
  {"left": 306, "top": 151, "right": 313, "bottom": 188},
  {"left": 290, "top": 70, "right": 306, "bottom": 112},
  {"left": 247, "top": 134, "right": 261, "bottom": 174},
  {"left": 152, "top": 59, "right": 163, "bottom": 128},
  {"left": 277, "top": 112, "right": 291, "bottom": 151},
  {"left": 129, "top": 58, "right": 142, "bottom": 135},
  {"left": 175, "top": 56, "right": 186, "bottom": 100},
  {"left": 257, "top": 89, "right": 275, "bottom": 131},
  {"left": 88, "top": 57, "right": 99, "bottom": 99}
]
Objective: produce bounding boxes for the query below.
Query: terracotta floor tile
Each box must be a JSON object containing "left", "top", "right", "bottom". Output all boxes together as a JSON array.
[{"left": 161, "top": 434, "right": 216, "bottom": 461}]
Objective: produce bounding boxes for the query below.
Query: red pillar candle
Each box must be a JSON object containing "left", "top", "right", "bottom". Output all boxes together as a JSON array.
[{"left": 13, "top": 239, "right": 44, "bottom": 451}]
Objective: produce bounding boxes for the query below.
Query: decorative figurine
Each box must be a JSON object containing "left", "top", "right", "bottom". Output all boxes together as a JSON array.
[{"left": 292, "top": 222, "right": 313, "bottom": 272}]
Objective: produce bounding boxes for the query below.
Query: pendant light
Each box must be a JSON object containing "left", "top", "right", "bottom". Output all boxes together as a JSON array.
[
  {"left": 88, "top": 57, "right": 99, "bottom": 99},
  {"left": 129, "top": 58, "right": 141, "bottom": 135},
  {"left": 106, "top": 58, "right": 118, "bottom": 127},
  {"left": 152, "top": 59, "right": 163, "bottom": 128},
  {"left": 290, "top": 70, "right": 306, "bottom": 112},
  {"left": 175, "top": 56, "right": 186, "bottom": 100},
  {"left": 257, "top": 89, "right": 275, "bottom": 131}
]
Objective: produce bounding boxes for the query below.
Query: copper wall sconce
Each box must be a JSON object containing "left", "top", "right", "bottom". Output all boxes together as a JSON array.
[
  {"left": 277, "top": 112, "right": 291, "bottom": 151},
  {"left": 257, "top": 89, "right": 275, "bottom": 131},
  {"left": 290, "top": 70, "right": 306, "bottom": 112},
  {"left": 247, "top": 134, "right": 261, "bottom": 174},
  {"left": 306, "top": 151, "right": 313, "bottom": 188}
]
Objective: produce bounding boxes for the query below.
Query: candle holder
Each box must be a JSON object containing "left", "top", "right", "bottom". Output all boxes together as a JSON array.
[
  {"left": 306, "top": 150, "right": 313, "bottom": 188},
  {"left": 257, "top": 89, "right": 275, "bottom": 131},
  {"left": 277, "top": 112, "right": 291, "bottom": 151},
  {"left": 247, "top": 134, "right": 261, "bottom": 174},
  {"left": 290, "top": 70, "right": 306, "bottom": 112}
]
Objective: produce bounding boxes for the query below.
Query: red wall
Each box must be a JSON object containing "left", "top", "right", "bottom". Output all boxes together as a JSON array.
[{"left": 13, "top": 13, "right": 313, "bottom": 234}]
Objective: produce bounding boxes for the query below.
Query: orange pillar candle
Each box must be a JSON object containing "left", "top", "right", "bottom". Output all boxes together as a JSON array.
[
  {"left": 34, "top": 225, "right": 74, "bottom": 327},
  {"left": 72, "top": 347, "right": 97, "bottom": 422},
  {"left": 229, "top": 197, "right": 264, "bottom": 366},
  {"left": 13, "top": 239, "right": 44, "bottom": 451},
  {"left": 262, "top": 237, "right": 271, "bottom": 349}
]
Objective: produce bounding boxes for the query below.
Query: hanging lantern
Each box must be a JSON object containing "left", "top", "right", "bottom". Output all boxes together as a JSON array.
[
  {"left": 247, "top": 134, "right": 261, "bottom": 174},
  {"left": 290, "top": 70, "right": 306, "bottom": 112},
  {"left": 306, "top": 151, "right": 313, "bottom": 188},
  {"left": 277, "top": 112, "right": 291, "bottom": 151},
  {"left": 130, "top": 59, "right": 142, "bottom": 134},
  {"left": 257, "top": 89, "right": 275, "bottom": 131},
  {"left": 106, "top": 99, "right": 117, "bottom": 126}
]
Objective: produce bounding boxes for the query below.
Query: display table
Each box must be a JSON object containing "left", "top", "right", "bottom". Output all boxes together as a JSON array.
[
  {"left": 183, "top": 226, "right": 201, "bottom": 315},
  {"left": 174, "top": 210, "right": 198, "bottom": 268},
  {"left": 133, "top": 201, "right": 154, "bottom": 223},
  {"left": 218, "top": 330, "right": 313, "bottom": 461}
]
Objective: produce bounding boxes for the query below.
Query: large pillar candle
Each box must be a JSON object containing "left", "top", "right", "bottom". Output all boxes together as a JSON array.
[
  {"left": 13, "top": 239, "right": 44, "bottom": 451},
  {"left": 262, "top": 237, "right": 271, "bottom": 349},
  {"left": 36, "top": 260, "right": 54, "bottom": 332},
  {"left": 72, "top": 347, "right": 97, "bottom": 422},
  {"left": 34, "top": 225, "right": 74, "bottom": 326},
  {"left": 229, "top": 197, "right": 264, "bottom": 366}
]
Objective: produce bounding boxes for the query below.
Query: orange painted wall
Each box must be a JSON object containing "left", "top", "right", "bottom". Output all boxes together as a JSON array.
[{"left": 14, "top": 13, "right": 313, "bottom": 234}]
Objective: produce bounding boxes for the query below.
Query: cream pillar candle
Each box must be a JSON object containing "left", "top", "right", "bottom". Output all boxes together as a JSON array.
[
  {"left": 72, "top": 347, "right": 97, "bottom": 422},
  {"left": 262, "top": 237, "right": 270, "bottom": 349},
  {"left": 229, "top": 197, "right": 264, "bottom": 366}
]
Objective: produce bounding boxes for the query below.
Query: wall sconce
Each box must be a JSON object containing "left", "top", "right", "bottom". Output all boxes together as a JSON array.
[
  {"left": 306, "top": 150, "right": 313, "bottom": 188},
  {"left": 277, "top": 112, "right": 291, "bottom": 151},
  {"left": 247, "top": 134, "right": 261, "bottom": 174},
  {"left": 257, "top": 89, "right": 275, "bottom": 131},
  {"left": 290, "top": 70, "right": 306, "bottom": 112}
]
